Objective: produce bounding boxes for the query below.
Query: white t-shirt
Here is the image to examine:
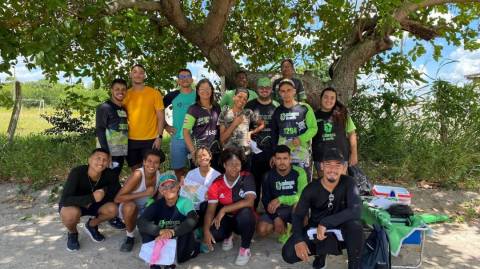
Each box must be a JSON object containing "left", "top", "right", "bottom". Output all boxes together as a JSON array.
[
  {"left": 181, "top": 167, "right": 221, "bottom": 210},
  {"left": 184, "top": 167, "right": 221, "bottom": 187}
]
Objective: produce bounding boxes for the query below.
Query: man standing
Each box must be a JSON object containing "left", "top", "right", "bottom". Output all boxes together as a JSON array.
[
  {"left": 123, "top": 64, "right": 165, "bottom": 170},
  {"left": 245, "top": 77, "right": 279, "bottom": 208},
  {"left": 271, "top": 79, "right": 317, "bottom": 180},
  {"left": 272, "top": 59, "right": 306, "bottom": 103},
  {"left": 257, "top": 145, "right": 307, "bottom": 244},
  {"left": 58, "top": 148, "right": 119, "bottom": 251},
  {"left": 282, "top": 148, "right": 364, "bottom": 269},
  {"left": 219, "top": 71, "right": 258, "bottom": 110},
  {"left": 95, "top": 78, "right": 128, "bottom": 229},
  {"left": 163, "top": 69, "right": 196, "bottom": 181},
  {"left": 95, "top": 78, "right": 128, "bottom": 177}
]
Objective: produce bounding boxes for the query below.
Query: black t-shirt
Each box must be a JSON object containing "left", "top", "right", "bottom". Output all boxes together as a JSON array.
[
  {"left": 245, "top": 99, "right": 278, "bottom": 150},
  {"left": 291, "top": 175, "right": 361, "bottom": 244},
  {"left": 95, "top": 100, "right": 128, "bottom": 156},
  {"left": 312, "top": 110, "right": 349, "bottom": 162},
  {"left": 59, "top": 165, "right": 120, "bottom": 207}
]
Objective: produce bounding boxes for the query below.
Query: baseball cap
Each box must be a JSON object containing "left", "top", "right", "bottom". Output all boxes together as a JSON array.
[
  {"left": 322, "top": 148, "right": 345, "bottom": 163},
  {"left": 257, "top": 77, "right": 271, "bottom": 88},
  {"left": 278, "top": 78, "right": 296, "bottom": 89},
  {"left": 158, "top": 171, "right": 178, "bottom": 188}
]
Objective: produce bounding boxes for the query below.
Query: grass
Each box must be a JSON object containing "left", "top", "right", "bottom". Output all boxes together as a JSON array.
[{"left": 0, "top": 107, "right": 53, "bottom": 135}]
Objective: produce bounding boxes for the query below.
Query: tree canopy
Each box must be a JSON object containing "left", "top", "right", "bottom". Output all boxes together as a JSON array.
[{"left": 1, "top": 0, "right": 479, "bottom": 105}]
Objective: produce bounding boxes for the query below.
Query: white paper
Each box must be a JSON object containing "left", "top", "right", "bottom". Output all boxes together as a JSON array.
[
  {"left": 250, "top": 140, "right": 263, "bottom": 154},
  {"left": 139, "top": 239, "right": 177, "bottom": 265},
  {"left": 307, "top": 228, "right": 344, "bottom": 241},
  {"left": 368, "top": 197, "right": 400, "bottom": 209}
]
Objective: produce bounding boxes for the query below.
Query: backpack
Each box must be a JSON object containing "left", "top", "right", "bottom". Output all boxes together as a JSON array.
[
  {"left": 361, "top": 224, "right": 391, "bottom": 269},
  {"left": 348, "top": 165, "right": 372, "bottom": 195}
]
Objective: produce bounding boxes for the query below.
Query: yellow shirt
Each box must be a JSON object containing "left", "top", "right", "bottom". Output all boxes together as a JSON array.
[{"left": 123, "top": 86, "right": 164, "bottom": 140}]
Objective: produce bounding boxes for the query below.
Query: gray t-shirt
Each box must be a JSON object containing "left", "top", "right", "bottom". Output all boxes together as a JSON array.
[{"left": 219, "top": 108, "right": 257, "bottom": 154}]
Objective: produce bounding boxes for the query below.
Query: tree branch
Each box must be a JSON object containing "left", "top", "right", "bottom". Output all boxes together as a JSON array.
[
  {"left": 158, "top": 0, "right": 192, "bottom": 33},
  {"left": 400, "top": 19, "right": 439, "bottom": 40},
  {"left": 202, "top": 0, "right": 236, "bottom": 43},
  {"left": 394, "top": 0, "right": 473, "bottom": 21},
  {"left": 107, "top": 0, "right": 162, "bottom": 14}
]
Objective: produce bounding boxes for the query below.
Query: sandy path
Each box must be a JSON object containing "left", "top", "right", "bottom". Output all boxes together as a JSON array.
[{"left": 0, "top": 183, "right": 478, "bottom": 269}]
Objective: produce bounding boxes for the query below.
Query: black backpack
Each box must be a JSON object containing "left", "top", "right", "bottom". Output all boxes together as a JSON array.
[
  {"left": 348, "top": 165, "right": 372, "bottom": 195},
  {"left": 361, "top": 224, "right": 391, "bottom": 269}
]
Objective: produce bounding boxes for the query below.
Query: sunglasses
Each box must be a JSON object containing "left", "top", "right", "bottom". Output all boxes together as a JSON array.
[
  {"left": 178, "top": 74, "right": 192, "bottom": 79},
  {"left": 328, "top": 193, "right": 335, "bottom": 210}
]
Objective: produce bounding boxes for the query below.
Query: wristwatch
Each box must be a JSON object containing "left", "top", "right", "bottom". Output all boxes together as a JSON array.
[{"left": 157, "top": 134, "right": 163, "bottom": 139}]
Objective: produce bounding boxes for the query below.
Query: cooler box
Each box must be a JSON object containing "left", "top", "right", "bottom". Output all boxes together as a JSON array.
[{"left": 372, "top": 185, "right": 412, "bottom": 205}]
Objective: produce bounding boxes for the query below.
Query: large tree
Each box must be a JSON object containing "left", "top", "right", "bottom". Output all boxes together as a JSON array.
[{"left": 1, "top": 0, "right": 479, "bottom": 107}]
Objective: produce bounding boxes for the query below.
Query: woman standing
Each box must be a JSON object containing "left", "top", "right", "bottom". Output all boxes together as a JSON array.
[
  {"left": 183, "top": 79, "right": 222, "bottom": 171},
  {"left": 203, "top": 147, "right": 257, "bottom": 266},
  {"left": 312, "top": 87, "right": 358, "bottom": 174}
]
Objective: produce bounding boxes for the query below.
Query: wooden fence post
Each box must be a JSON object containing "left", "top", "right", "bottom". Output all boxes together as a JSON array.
[{"left": 7, "top": 81, "right": 22, "bottom": 144}]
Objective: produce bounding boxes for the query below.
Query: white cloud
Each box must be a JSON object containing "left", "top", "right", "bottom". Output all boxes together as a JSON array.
[
  {"left": 427, "top": 10, "right": 454, "bottom": 24},
  {"left": 187, "top": 61, "right": 220, "bottom": 84},
  {"left": 294, "top": 34, "right": 317, "bottom": 46},
  {"left": 438, "top": 44, "right": 480, "bottom": 82}
]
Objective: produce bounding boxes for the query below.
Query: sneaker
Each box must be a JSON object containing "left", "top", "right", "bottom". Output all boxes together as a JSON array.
[
  {"left": 312, "top": 255, "right": 327, "bottom": 269},
  {"left": 83, "top": 218, "right": 105, "bottom": 242},
  {"left": 120, "top": 236, "right": 135, "bottom": 252},
  {"left": 200, "top": 242, "right": 211, "bottom": 253},
  {"left": 277, "top": 223, "right": 292, "bottom": 245},
  {"left": 164, "top": 265, "right": 176, "bottom": 269},
  {"left": 149, "top": 265, "right": 161, "bottom": 269},
  {"left": 66, "top": 232, "right": 80, "bottom": 251},
  {"left": 222, "top": 235, "right": 233, "bottom": 251},
  {"left": 108, "top": 217, "right": 126, "bottom": 230},
  {"left": 235, "top": 247, "right": 251, "bottom": 266}
]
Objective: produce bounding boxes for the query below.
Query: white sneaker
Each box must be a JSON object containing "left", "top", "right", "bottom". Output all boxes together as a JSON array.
[
  {"left": 235, "top": 247, "right": 251, "bottom": 266},
  {"left": 222, "top": 235, "right": 233, "bottom": 251}
]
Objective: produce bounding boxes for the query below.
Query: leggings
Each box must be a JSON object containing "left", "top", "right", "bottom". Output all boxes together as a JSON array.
[
  {"left": 210, "top": 207, "right": 256, "bottom": 248},
  {"left": 251, "top": 149, "right": 273, "bottom": 209},
  {"left": 282, "top": 220, "right": 364, "bottom": 269}
]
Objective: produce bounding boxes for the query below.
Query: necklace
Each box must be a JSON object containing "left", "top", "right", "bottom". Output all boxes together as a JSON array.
[{"left": 88, "top": 175, "right": 101, "bottom": 192}]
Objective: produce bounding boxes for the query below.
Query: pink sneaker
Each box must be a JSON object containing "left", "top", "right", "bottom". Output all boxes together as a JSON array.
[
  {"left": 222, "top": 235, "right": 233, "bottom": 251},
  {"left": 235, "top": 247, "right": 251, "bottom": 266}
]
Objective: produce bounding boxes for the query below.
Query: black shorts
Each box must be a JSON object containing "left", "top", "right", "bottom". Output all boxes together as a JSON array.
[
  {"left": 259, "top": 205, "right": 293, "bottom": 224},
  {"left": 127, "top": 139, "right": 155, "bottom": 167},
  {"left": 58, "top": 200, "right": 108, "bottom": 217}
]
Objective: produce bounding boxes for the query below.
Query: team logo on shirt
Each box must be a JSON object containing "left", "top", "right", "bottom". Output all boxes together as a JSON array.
[
  {"left": 324, "top": 122, "right": 333, "bottom": 133},
  {"left": 296, "top": 120, "right": 306, "bottom": 131},
  {"left": 275, "top": 180, "right": 295, "bottom": 191},
  {"left": 158, "top": 219, "right": 181, "bottom": 229},
  {"left": 239, "top": 189, "right": 245, "bottom": 198},
  {"left": 280, "top": 112, "right": 300, "bottom": 121},
  {"left": 219, "top": 193, "right": 225, "bottom": 199}
]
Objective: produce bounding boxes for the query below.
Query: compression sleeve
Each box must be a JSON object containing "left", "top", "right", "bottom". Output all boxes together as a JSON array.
[
  {"left": 95, "top": 104, "right": 109, "bottom": 151},
  {"left": 298, "top": 103, "right": 318, "bottom": 143},
  {"left": 278, "top": 166, "right": 308, "bottom": 206}
]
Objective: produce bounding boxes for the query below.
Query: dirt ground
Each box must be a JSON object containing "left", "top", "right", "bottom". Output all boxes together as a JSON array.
[{"left": 0, "top": 183, "right": 479, "bottom": 269}]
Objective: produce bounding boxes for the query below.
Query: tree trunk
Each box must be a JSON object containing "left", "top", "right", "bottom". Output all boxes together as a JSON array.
[{"left": 7, "top": 81, "right": 22, "bottom": 144}]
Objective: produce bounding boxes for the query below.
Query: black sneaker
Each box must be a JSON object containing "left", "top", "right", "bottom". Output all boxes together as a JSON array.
[
  {"left": 164, "top": 265, "right": 176, "bottom": 269},
  {"left": 66, "top": 232, "right": 80, "bottom": 251},
  {"left": 312, "top": 255, "right": 327, "bottom": 269},
  {"left": 120, "top": 236, "right": 135, "bottom": 252},
  {"left": 150, "top": 265, "right": 162, "bottom": 269},
  {"left": 108, "top": 217, "right": 126, "bottom": 230},
  {"left": 83, "top": 218, "right": 105, "bottom": 242}
]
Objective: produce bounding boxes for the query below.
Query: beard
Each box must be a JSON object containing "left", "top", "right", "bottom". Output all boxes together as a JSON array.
[{"left": 327, "top": 176, "right": 337, "bottom": 183}]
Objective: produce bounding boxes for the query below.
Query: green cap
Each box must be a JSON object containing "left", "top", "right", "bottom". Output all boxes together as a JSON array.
[
  {"left": 158, "top": 171, "right": 178, "bottom": 187},
  {"left": 257, "top": 77, "right": 271, "bottom": 88}
]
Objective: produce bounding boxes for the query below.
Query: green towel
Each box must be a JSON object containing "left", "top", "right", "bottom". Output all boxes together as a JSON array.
[{"left": 361, "top": 201, "right": 429, "bottom": 256}]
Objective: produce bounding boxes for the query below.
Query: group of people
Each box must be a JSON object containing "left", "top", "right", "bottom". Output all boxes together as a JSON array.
[{"left": 59, "top": 60, "right": 364, "bottom": 269}]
